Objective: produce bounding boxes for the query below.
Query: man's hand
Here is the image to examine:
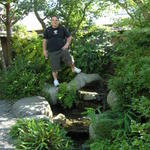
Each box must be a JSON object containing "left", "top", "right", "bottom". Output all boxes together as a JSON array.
[
  {"left": 62, "top": 43, "right": 69, "bottom": 50},
  {"left": 62, "top": 36, "right": 72, "bottom": 50}
]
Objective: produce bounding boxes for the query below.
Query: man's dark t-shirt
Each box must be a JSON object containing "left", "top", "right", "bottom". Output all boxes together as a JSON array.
[{"left": 43, "top": 26, "right": 71, "bottom": 52}]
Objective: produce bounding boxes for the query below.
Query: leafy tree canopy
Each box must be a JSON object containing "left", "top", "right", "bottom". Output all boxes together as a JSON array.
[{"left": 107, "top": 0, "right": 150, "bottom": 27}]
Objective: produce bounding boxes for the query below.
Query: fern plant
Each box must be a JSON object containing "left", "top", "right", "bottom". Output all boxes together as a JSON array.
[
  {"left": 10, "top": 119, "right": 74, "bottom": 150},
  {"left": 56, "top": 82, "right": 77, "bottom": 109}
]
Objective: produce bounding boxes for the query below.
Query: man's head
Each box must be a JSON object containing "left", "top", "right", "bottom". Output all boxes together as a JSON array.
[{"left": 51, "top": 16, "right": 59, "bottom": 28}]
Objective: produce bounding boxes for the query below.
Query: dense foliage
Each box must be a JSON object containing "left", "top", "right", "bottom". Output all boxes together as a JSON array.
[
  {"left": 10, "top": 119, "right": 74, "bottom": 150},
  {"left": 88, "top": 28, "right": 150, "bottom": 149},
  {"left": 0, "top": 0, "right": 150, "bottom": 149},
  {"left": 109, "top": 28, "right": 150, "bottom": 111},
  {"left": 72, "top": 26, "right": 113, "bottom": 76},
  {"left": 90, "top": 120, "right": 150, "bottom": 150},
  {"left": 56, "top": 82, "right": 77, "bottom": 109},
  {"left": 109, "top": 0, "right": 150, "bottom": 27},
  {"left": 0, "top": 27, "right": 52, "bottom": 99}
]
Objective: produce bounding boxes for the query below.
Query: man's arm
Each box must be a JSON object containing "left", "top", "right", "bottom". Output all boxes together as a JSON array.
[
  {"left": 62, "top": 36, "right": 72, "bottom": 50},
  {"left": 43, "top": 39, "right": 48, "bottom": 58}
]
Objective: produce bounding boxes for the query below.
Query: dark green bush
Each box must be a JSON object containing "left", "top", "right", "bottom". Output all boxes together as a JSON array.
[
  {"left": 109, "top": 28, "right": 150, "bottom": 109},
  {"left": 132, "top": 96, "right": 150, "bottom": 119},
  {"left": 0, "top": 56, "right": 51, "bottom": 99},
  {"left": 10, "top": 119, "right": 74, "bottom": 150},
  {"left": 97, "top": 28, "right": 150, "bottom": 149},
  {"left": 72, "top": 26, "right": 113, "bottom": 76},
  {"left": 84, "top": 108, "right": 124, "bottom": 139},
  {"left": 89, "top": 119, "right": 150, "bottom": 150},
  {"left": 89, "top": 28, "right": 150, "bottom": 149},
  {"left": 56, "top": 82, "right": 77, "bottom": 109},
  {"left": 58, "top": 66, "right": 76, "bottom": 83},
  {"left": 0, "top": 30, "right": 52, "bottom": 100}
]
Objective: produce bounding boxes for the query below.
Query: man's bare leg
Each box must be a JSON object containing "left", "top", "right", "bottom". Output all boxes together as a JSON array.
[
  {"left": 52, "top": 71, "right": 58, "bottom": 80},
  {"left": 71, "top": 63, "right": 75, "bottom": 71},
  {"left": 52, "top": 71, "right": 59, "bottom": 86}
]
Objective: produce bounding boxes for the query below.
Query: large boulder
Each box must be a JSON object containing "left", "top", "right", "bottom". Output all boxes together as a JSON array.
[
  {"left": 67, "top": 73, "right": 102, "bottom": 90},
  {"left": 12, "top": 96, "right": 53, "bottom": 121},
  {"left": 24, "top": 115, "right": 50, "bottom": 121},
  {"left": 43, "top": 73, "right": 102, "bottom": 104}
]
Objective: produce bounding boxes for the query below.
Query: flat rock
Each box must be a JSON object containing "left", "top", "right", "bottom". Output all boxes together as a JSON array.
[
  {"left": 79, "top": 90, "right": 99, "bottom": 101},
  {"left": 12, "top": 96, "right": 53, "bottom": 121}
]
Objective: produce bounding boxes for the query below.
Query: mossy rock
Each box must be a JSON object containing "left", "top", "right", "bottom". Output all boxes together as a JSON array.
[{"left": 107, "top": 90, "right": 122, "bottom": 111}]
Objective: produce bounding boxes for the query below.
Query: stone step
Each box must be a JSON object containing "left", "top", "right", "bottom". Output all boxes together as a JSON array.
[{"left": 78, "top": 90, "right": 100, "bottom": 101}]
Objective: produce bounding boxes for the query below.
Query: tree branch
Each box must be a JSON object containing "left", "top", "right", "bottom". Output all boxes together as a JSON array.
[
  {"left": 73, "top": 0, "right": 93, "bottom": 35},
  {"left": 0, "top": 2, "right": 5, "bottom": 5},
  {"left": 33, "top": 0, "right": 46, "bottom": 30}
]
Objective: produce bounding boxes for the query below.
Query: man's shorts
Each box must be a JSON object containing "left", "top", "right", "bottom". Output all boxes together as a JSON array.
[{"left": 48, "top": 49, "right": 74, "bottom": 71}]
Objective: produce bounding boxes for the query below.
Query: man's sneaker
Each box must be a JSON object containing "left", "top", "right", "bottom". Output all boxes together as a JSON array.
[
  {"left": 54, "top": 79, "right": 59, "bottom": 87},
  {"left": 72, "top": 67, "right": 81, "bottom": 74}
]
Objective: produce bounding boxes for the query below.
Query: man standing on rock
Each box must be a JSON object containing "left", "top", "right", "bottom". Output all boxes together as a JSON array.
[{"left": 43, "top": 15, "right": 81, "bottom": 87}]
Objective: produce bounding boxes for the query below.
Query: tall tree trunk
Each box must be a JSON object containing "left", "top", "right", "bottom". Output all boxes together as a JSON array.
[
  {"left": 0, "top": 37, "right": 7, "bottom": 70},
  {"left": 5, "top": 2, "right": 12, "bottom": 66}
]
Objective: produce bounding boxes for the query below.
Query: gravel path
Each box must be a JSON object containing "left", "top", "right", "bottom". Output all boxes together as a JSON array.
[{"left": 0, "top": 100, "right": 16, "bottom": 150}]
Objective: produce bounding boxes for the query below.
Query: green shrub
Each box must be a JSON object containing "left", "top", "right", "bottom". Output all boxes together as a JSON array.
[
  {"left": 56, "top": 82, "right": 77, "bottom": 109},
  {"left": 72, "top": 26, "right": 113, "bottom": 76},
  {"left": 0, "top": 55, "right": 51, "bottom": 100},
  {"left": 83, "top": 108, "right": 124, "bottom": 139},
  {"left": 81, "top": 27, "right": 150, "bottom": 150},
  {"left": 58, "top": 66, "right": 76, "bottom": 83},
  {"left": 90, "top": 139, "right": 110, "bottom": 150},
  {"left": 0, "top": 28, "right": 52, "bottom": 100},
  {"left": 132, "top": 96, "right": 150, "bottom": 119},
  {"left": 10, "top": 119, "right": 74, "bottom": 150},
  {"left": 101, "top": 28, "right": 150, "bottom": 150},
  {"left": 110, "top": 120, "right": 150, "bottom": 150},
  {"left": 89, "top": 120, "right": 150, "bottom": 150},
  {"left": 109, "top": 28, "right": 150, "bottom": 110}
]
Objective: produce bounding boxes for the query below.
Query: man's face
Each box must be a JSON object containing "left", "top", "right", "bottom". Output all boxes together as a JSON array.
[{"left": 51, "top": 16, "right": 59, "bottom": 28}]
